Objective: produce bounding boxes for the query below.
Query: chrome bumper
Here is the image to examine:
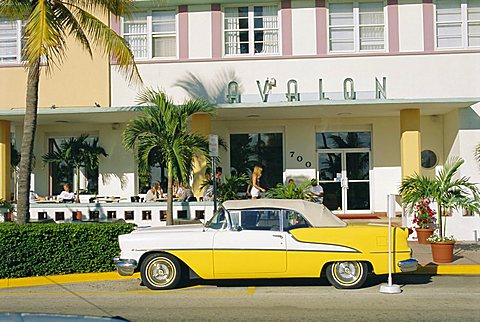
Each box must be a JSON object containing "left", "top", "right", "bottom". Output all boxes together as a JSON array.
[
  {"left": 398, "top": 258, "right": 418, "bottom": 272},
  {"left": 113, "top": 257, "right": 138, "bottom": 276}
]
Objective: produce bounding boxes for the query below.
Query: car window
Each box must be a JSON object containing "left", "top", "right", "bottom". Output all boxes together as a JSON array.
[
  {"left": 283, "top": 210, "right": 312, "bottom": 231},
  {"left": 240, "top": 209, "right": 281, "bottom": 231},
  {"left": 205, "top": 208, "right": 227, "bottom": 230}
]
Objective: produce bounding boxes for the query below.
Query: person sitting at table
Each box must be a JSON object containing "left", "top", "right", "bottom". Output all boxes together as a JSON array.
[
  {"left": 176, "top": 182, "right": 194, "bottom": 201},
  {"left": 58, "top": 183, "right": 75, "bottom": 202},
  {"left": 145, "top": 181, "right": 163, "bottom": 202},
  {"left": 29, "top": 190, "right": 45, "bottom": 203}
]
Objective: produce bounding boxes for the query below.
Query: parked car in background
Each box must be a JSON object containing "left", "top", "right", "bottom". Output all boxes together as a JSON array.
[{"left": 115, "top": 199, "right": 417, "bottom": 290}]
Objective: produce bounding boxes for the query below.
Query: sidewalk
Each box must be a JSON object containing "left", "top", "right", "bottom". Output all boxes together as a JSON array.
[{"left": 409, "top": 241, "right": 480, "bottom": 275}]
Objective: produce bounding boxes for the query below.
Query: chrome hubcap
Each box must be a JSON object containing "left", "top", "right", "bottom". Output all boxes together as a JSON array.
[
  {"left": 335, "top": 262, "right": 360, "bottom": 283},
  {"left": 148, "top": 258, "right": 174, "bottom": 286}
]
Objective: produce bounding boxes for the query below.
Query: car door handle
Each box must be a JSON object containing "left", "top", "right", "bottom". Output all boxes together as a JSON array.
[{"left": 272, "top": 234, "right": 284, "bottom": 239}]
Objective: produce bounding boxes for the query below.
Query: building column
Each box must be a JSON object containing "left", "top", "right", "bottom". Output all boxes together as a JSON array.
[
  {"left": 191, "top": 114, "right": 212, "bottom": 199},
  {"left": 0, "top": 120, "right": 11, "bottom": 201},
  {"left": 400, "top": 109, "right": 421, "bottom": 178}
]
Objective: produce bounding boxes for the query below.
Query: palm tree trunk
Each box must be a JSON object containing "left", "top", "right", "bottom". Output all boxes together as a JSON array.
[
  {"left": 13, "top": 168, "right": 17, "bottom": 202},
  {"left": 166, "top": 160, "right": 173, "bottom": 225},
  {"left": 75, "top": 165, "right": 80, "bottom": 203},
  {"left": 438, "top": 204, "right": 443, "bottom": 239},
  {"left": 17, "top": 60, "right": 41, "bottom": 224}
]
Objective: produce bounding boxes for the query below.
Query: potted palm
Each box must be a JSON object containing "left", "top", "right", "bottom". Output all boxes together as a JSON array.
[
  {"left": 400, "top": 157, "right": 480, "bottom": 262},
  {"left": 266, "top": 180, "right": 314, "bottom": 200}
]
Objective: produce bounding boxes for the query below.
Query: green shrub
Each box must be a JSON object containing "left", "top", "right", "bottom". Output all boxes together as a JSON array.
[{"left": 0, "top": 222, "right": 135, "bottom": 278}]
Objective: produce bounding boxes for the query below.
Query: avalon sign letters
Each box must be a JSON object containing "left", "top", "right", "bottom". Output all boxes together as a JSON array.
[{"left": 226, "top": 77, "right": 387, "bottom": 104}]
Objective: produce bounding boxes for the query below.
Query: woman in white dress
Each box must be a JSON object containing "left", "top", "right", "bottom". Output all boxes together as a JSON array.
[{"left": 250, "top": 165, "right": 266, "bottom": 199}]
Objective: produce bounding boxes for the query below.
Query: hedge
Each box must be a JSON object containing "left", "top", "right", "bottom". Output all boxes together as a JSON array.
[{"left": 0, "top": 222, "right": 136, "bottom": 279}]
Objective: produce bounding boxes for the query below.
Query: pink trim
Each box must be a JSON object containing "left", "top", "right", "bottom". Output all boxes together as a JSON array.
[
  {"left": 387, "top": 0, "right": 399, "bottom": 53},
  {"left": 281, "top": 0, "right": 292, "bottom": 56},
  {"left": 178, "top": 5, "right": 189, "bottom": 60},
  {"left": 315, "top": 0, "right": 327, "bottom": 55},
  {"left": 211, "top": 4, "right": 222, "bottom": 58},
  {"left": 110, "top": 14, "right": 120, "bottom": 35},
  {"left": 117, "top": 48, "right": 480, "bottom": 65},
  {"left": 423, "top": 0, "right": 435, "bottom": 52}
]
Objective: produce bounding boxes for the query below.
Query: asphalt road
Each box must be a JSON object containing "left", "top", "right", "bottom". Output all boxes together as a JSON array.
[{"left": 1, "top": 275, "right": 479, "bottom": 321}]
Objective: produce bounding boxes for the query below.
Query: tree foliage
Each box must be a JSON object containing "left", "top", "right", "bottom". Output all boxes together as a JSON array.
[
  {"left": 123, "top": 89, "right": 215, "bottom": 225},
  {"left": 42, "top": 134, "right": 107, "bottom": 202}
]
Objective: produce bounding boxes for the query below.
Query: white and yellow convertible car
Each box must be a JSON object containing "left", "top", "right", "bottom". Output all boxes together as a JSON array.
[{"left": 114, "top": 199, "right": 417, "bottom": 290}]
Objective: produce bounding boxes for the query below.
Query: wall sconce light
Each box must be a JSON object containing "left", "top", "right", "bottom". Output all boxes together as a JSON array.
[
  {"left": 268, "top": 77, "right": 277, "bottom": 89},
  {"left": 112, "top": 123, "right": 120, "bottom": 130}
]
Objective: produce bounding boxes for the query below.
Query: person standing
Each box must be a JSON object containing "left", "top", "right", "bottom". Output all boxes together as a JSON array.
[
  {"left": 309, "top": 179, "right": 324, "bottom": 204},
  {"left": 250, "top": 165, "right": 266, "bottom": 199},
  {"left": 215, "top": 167, "right": 223, "bottom": 186}
]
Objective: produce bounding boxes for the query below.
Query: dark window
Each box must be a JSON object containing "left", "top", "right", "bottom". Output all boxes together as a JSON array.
[
  {"left": 125, "top": 211, "right": 134, "bottom": 220},
  {"left": 421, "top": 150, "right": 438, "bottom": 169},
  {"left": 142, "top": 210, "right": 152, "bottom": 220},
  {"left": 239, "top": 209, "right": 281, "bottom": 231},
  {"left": 89, "top": 210, "right": 99, "bottom": 220},
  {"left": 107, "top": 211, "right": 116, "bottom": 219},
  {"left": 230, "top": 133, "right": 283, "bottom": 189},
  {"left": 316, "top": 132, "right": 371, "bottom": 149},
  {"left": 55, "top": 212, "right": 65, "bottom": 221},
  {"left": 177, "top": 210, "right": 188, "bottom": 219}
]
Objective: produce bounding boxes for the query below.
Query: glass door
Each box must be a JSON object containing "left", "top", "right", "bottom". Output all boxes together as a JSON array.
[{"left": 317, "top": 149, "right": 371, "bottom": 214}]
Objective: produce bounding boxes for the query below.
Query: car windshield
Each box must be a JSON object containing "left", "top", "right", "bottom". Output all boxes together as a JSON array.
[{"left": 204, "top": 208, "right": 227, "bottom": 230}]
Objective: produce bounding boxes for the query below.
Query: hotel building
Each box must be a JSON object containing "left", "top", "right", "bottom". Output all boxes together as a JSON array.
[{"left": 1, "top": 0, "right": 480, "bottom": 239}]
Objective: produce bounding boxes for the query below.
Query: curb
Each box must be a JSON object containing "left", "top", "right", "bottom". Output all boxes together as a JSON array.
[
  {"left": 2, "top": 265, "right": 480, "bottom": 289},
  {"left": 0, "top": 271, "right": 139, "bottom": 289},
  {"left": 412, "top": 264, "right": 480, "bottom": 275}
]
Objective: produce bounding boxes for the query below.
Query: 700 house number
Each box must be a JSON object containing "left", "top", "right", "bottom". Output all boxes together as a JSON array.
[{"left": 290, "top": 151, "right": 312, "bottom": 168}]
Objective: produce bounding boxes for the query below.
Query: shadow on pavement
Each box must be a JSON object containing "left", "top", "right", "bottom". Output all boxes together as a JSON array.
[
  {"left": 180, "top": 274, "right": 433, "bottom": 289},
  {"left": 185, "top": 277, "right": 330, "bottom": 288}
]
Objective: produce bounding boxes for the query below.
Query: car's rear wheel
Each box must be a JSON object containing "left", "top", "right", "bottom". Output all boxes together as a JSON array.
[
  {"left": 326, "top": 261, "right": 368, "bottom": 289},
  {"left": 141, "top": 253, "right": 182, "bottom": 290}
]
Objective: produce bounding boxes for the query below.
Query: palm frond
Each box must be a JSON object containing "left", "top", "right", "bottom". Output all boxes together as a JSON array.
[
  {"left": 0, "top": 0, "right": 31, "bottom": 19},
  {"left": 72, "top": 6, "right": 141, "bottom": 84},
  {"left": 23, "top": 0, "right": 66, "bottom": 71}
]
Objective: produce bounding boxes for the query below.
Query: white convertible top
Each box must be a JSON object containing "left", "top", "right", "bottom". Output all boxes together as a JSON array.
[{"left": 222, "top": 199, "right": 346, "bottom": 227}]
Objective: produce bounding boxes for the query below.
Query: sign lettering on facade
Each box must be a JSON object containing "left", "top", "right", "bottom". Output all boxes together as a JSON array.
[{"left": 226, "top": 77, "right": 387, "bottom": 103}]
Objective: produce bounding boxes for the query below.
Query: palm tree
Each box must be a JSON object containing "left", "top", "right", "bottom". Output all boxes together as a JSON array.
[
  {"left": 400, "top": 157, "right": 480, "bottom": 240},
  {"left": 122, "top": 89, "right": 215, "bottom": 225},
  {"left": 42, "top": 134, "right": 107, "bottom": 203},
  {"left": 0, "top": 0, "right": 141, "bottom": 224}
]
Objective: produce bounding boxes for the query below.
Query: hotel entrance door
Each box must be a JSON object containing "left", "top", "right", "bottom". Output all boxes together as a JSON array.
[{"left": 317, "top": 149, "right": 371, "bottom": 214}]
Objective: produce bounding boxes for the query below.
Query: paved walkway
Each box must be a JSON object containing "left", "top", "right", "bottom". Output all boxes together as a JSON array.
[{"left": 410, "top": 241, "right": 480, "bottom": 274}]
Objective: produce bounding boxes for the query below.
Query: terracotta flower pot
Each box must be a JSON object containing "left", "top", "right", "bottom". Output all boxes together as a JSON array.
[
  {"left": 415, "top": 228, "right": 434, "bottom": 244},
  {"left": 431, "top": 241, "right": 455, "bottom": 263}
]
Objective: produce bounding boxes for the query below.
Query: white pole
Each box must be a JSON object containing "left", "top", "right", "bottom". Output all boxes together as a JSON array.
[{"left": 380, "top": 194, "right": 401, "bottom": 294}]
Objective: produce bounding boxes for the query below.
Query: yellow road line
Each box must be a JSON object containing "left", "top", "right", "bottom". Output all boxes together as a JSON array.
[
  {"left": 246, "top": 286, "right": 256, "bottom": 295},
  {"left": 0, "top": 287, "right": 254, "bottom": 297}
]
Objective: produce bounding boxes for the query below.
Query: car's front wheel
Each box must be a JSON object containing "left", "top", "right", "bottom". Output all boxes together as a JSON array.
[
  {"left": 326, "top": 261, "right": 368, "bottom": 289},
  {"left": 140, "top": 253, "right": 182, "bottom": 290}
]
